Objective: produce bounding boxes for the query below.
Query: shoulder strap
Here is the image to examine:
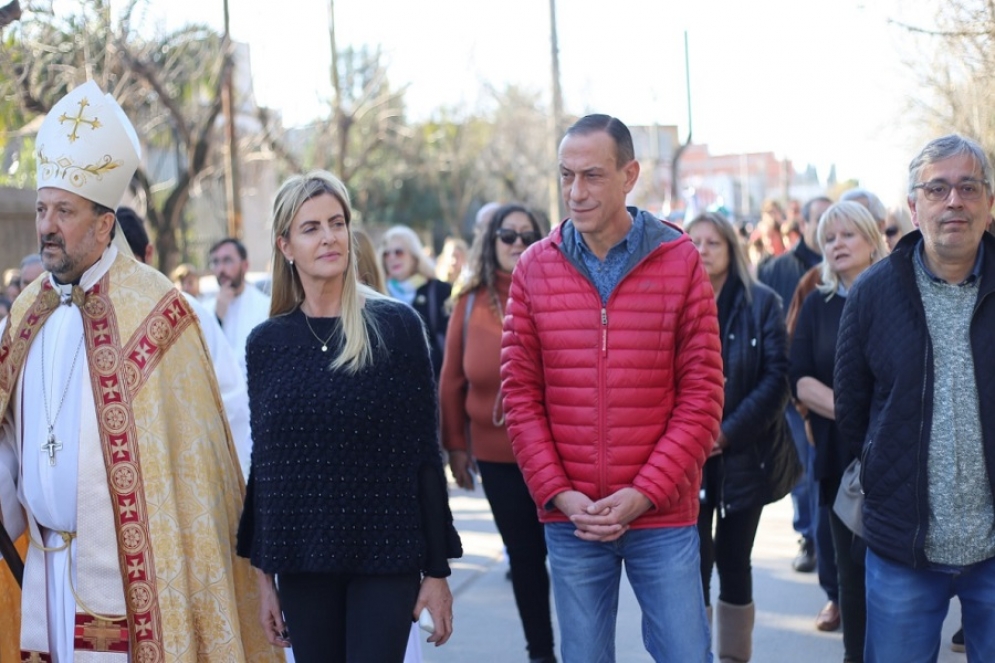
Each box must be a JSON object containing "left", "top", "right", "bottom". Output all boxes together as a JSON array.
[
  {"left": 462, "top": 291, "right": 476, "bottom": 362},
  {"left": 461, "top": 291, "right": 476, "bottom": 457}
]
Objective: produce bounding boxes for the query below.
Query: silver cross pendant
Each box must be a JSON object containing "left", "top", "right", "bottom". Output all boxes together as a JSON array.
[{"left": 42, "top": 430, "right": 63, "bottom": 466}]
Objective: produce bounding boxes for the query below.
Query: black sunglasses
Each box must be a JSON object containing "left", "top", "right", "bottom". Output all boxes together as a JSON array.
[
  {"left": 495, "top": 228, "right": 540, "bottom": 246},
  {"left": 884, "top": 227, "right": 900, "bottom": 238}
]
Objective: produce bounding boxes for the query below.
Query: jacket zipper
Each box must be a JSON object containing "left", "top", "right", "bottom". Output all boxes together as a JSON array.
[
  {"left": 599, "top": 306, "right": 608, "bottom": 495},
  {"left": 719, "top": 455, "right": 727, "bottom": 518},
  {"left": 601, "top": 308, "right": 608, "bottom": 357},
  {"left": 554, "top": 236, "right": 673, "bottom": 499}
]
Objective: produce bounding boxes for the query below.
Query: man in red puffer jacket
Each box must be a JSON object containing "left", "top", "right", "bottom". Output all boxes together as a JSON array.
[{"left": 501, "top": 114, "right": 724, "bottom": 663}]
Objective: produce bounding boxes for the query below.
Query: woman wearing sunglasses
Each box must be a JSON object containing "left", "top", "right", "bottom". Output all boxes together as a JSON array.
[
  {"left": 439, "top": 204, "right": 556, "bottom": 663},
  {"left": 380, "top": 225, "right": 452, "bottom": 378}
]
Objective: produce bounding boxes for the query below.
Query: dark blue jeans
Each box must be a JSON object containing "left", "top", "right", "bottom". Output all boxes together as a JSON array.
[
  {"left": 787, "top": 407, "right": 816, "bottom": 541},
  {"left": 865, "top": 549, "right": 995, "bottom": 662}
]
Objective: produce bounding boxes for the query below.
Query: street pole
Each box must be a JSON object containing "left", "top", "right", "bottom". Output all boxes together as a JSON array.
[
  {"left": 548, "top": 0, "right": 565, "bottom": 226},
  {"left": 222, "top": 0, "right": 242, "bottom": 238},
  {"left": 670, "top": 31, "right": 693, "bottom": 211}
]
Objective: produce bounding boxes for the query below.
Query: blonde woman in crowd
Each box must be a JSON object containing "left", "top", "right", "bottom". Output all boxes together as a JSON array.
[
  {"left": 237, "top": 171, "right": 462, "bottom": 662},
  {"left": 380, "top": 225, "right": 452, "bottom": 377},
  {"left": 883, "top": 205, "right": 914, "bottom": 252},
  {"left": 170, "top": 262, "right": 202, "bottom": 297},
  {"left": 353, "top": 228, "right": 387, "bottom": 294},
  {"left": 790, "top": 201, "right": 888, "bottom": 663},
  {"left": 436, "top": 236, "right": 469, "bottom": 284}
]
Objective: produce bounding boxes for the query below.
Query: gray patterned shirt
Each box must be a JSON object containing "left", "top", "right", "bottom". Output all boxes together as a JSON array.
[{"left": 914, "top": 246, "right": 995, "bottom": 565}]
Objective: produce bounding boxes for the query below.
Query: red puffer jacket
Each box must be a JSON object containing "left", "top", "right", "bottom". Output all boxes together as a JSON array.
[{"left": 500, "top": 214, "right": 724, "bottom": 528}]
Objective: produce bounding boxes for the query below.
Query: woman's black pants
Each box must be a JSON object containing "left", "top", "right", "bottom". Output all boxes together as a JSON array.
[
  {"left": 278, "top": 570, "right": 421, "bottom": 663},
  {"left": 478, "top": 460, "right": 556, "bottom": 659},
  {"left": 697, "top": 500, "right": 764, "bottom": 606}
]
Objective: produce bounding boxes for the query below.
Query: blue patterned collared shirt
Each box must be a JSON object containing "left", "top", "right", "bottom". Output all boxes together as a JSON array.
[{"left": 571, "top": 212, "right": 644, "bottom": 305}]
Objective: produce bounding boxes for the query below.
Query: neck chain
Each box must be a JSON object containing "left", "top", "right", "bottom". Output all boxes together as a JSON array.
[
  {"left": 40, "top": 323, "right": 85, "bottom": 466},
  {"left": 303, "top": 312, "right": 336, "bottom": 352}
]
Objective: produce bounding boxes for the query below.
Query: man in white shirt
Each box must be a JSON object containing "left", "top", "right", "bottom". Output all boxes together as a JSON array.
[
  {"left": 206, "top": 238, "right": 270, "bottom": 376},
  {"left": 116, "top": 207, "right": 253, "bottom": 480}
]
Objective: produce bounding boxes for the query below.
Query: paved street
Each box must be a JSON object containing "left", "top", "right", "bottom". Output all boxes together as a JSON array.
[{"left": 422, "top": 487, "right": 964, "bottom": 663}]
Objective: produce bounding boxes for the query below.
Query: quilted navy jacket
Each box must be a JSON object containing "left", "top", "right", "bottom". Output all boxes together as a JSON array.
[
  {"left": 835, "top": 230, "right": 995, "bottom": 568},
  {"left": 500, "top": 211, "right": 725, "bottom": 528}
]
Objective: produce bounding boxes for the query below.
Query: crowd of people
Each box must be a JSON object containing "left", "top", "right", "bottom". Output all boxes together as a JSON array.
[{"left": 0, "top": 80, "right": 993, "bottom": 663}]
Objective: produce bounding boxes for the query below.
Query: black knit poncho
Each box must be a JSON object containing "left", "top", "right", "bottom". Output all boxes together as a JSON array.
[{"left": 236, "top": 298, "right": 461, "bottom": 577}]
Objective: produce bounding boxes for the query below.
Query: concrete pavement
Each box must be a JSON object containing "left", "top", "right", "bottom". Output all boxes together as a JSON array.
[{"left": 422, "top": 487, "right": 965, "bottom": 663}]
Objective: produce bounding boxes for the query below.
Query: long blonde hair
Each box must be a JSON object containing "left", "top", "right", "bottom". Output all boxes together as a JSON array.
[
  {"left": 270, "top": 170, "right": 384, "bottom": 373},
  {"left": 353, "top": 228, "right": 387, "bottom": 294},
  {"left": 816, "top": 201, "right": 888, "bottom": 297}
]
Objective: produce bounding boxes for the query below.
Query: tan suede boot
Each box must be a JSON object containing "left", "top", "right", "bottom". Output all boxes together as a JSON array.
[{"left": 715, "top": 600, "right": 755, "bottom": 663}]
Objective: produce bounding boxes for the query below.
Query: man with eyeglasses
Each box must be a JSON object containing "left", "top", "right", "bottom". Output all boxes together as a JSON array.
[
  {"left": 836, "top": 133, "right": 995, "bottom": 661},
  {"left": 207, "top": 237, "right": 271, "bottom": 376},
  {"left": 501, "top": 114, "right": 723, "bottom": 662}
]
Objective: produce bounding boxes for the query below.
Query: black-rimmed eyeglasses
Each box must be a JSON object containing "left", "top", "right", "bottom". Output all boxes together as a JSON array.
[
  {"left": 495, "top": 229, "right": 540, "bottom": 246},
  {"left": 912, "top": 179, "right": 990, "bottom": 202}
]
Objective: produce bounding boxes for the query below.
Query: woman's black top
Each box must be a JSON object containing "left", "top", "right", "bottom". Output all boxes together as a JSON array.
[
  {"left": 236, "top": 299, "right": 462, "bottom": 577},
  {"left": 411, "top": 278, "right": 451, "bottom": 379},
  {"left": 789, "top": 288, "right": 848, "bottom": 505}
]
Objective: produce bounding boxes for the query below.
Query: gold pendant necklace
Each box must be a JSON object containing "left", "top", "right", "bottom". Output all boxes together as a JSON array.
[{"left": 303, "top": 312, "right": 336, "bottom": 352}]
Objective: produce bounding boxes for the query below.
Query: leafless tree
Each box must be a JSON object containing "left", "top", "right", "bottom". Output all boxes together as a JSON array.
[
  {"left": 0, "top": 0, "right": 229, "bottom": 272},
  {"left": 892, "top": 0, "right": 995, "bottom": 164}
]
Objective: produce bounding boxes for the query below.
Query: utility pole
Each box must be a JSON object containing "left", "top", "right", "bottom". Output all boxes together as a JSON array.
[
  {"left": 670, "top": 31, "right": 693, "bottom": 211},
  {"left": 222, "top": 0, "right": 242, "bottom": 238},
  {"left": 548, "top": 0, "right": 565, "bottom": 226},
  {"left": 329, "top": 0, "right": 347, "bottom": 179}
]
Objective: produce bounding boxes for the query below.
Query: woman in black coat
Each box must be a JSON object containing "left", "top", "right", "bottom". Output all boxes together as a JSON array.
[{"left": 687, "top": 212, "right": 797, "bottom": 663}]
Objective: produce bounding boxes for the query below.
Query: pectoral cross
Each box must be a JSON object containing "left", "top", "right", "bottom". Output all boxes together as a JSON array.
[{"left": 42, "top": 429, "right": 62, "bottom": 466}]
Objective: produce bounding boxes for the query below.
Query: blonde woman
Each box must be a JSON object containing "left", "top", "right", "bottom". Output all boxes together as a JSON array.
[
  {"left": 790, "top": 201, "right": 887, "bottom": 663},
  {"left": 380, "top": 225, "right": 451, "bottom": 377},
  {"left": 236, "top": 171, "right": 462, "bottom": 663},
  {"left": 353, "top": 228, "right": 387, "bottom": 294},
  {"left": 435, "top": 236, "right": 469, "bottom": 284}
]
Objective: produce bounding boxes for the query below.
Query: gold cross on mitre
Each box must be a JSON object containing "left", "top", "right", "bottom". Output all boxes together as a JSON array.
[{"left": 58, "top": 97, "right": 102, "bottom": 143}]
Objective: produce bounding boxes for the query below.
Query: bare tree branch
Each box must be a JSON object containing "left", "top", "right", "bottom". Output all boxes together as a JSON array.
[
  {"left": 255, "top": 106, "right": 303, "bottom": 173},
  {"left": 888, "top": 17, "right": 988, "bottom": 38}
]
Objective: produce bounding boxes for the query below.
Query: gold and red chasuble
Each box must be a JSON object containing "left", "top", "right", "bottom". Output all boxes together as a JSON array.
[{"left": 0, "top": 253, "right": 282, "bottom": 663}]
